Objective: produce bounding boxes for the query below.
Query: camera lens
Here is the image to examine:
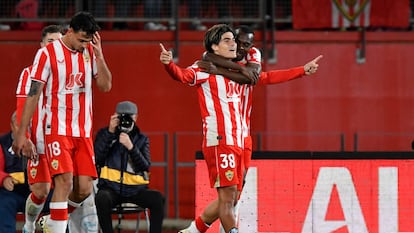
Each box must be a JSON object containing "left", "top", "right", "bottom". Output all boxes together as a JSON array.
[{"left": 118, "top": 114, "right": 133, "bottom": 132}]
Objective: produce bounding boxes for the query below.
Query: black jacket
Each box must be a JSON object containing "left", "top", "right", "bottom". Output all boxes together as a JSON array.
[{"left": 94, "top": 125, "right": 150, "bottom": 197}]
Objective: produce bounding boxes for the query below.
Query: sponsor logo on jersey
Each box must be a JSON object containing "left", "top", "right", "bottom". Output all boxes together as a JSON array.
[
  {"left": 66, "top": 73, "right": 85, "bottom": 90},
  {"left": 226, "top": 82, "right": 242, "bottom": 101}
]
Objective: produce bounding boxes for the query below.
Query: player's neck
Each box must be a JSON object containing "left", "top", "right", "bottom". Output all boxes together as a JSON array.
[{"left": 61, "top": 36, "right": 76, "bottom": 52}]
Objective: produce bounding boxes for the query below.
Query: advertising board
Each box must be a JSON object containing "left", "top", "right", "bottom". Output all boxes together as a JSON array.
[{"left": 195, "top": 152, "right": 414, "bottom": 233}]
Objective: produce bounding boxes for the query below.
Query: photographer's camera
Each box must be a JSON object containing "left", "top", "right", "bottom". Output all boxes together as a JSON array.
[{"left": 118, "top": 114, "right": 134, "bottom": 133}]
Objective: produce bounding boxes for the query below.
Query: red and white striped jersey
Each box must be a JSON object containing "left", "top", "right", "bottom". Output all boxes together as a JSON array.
[
  {"left": 164, "top": 61, "right": 244, "bottom": 148},
  {"left": 16, "top": 65, "right": 46, "bottom": 154},
  {"left": 30, "top": 39, "right": 97, "bottom": 138},
  {"left": 239, "top": 47, "right": 262, "bottom": 138}
]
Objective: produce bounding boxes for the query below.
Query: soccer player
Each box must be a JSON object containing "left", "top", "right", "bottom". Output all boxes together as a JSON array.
[
  {"left": 16, "top": 24, "right": 63, "bottom": 233},
  {"left": 160, "top": 24, "right": 251, "bottom": 233},
  {"left": 181, "top": 25, "right": 322, "bottom": 233},
  {"left": 12, "top": 11, "right": 112, "bottom": 233},
  {"left": 203, "top": 25, "right": 321, "bottom": 173}
]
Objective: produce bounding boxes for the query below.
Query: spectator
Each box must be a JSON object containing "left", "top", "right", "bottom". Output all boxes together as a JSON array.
[
  {"left": 187, "top": 0, "right": 206, "bottom": 31},
  {"left": 15, "top": 0, "right": 43, "bottom": 30},
  {"left": 241, "top": 0, "right": 260, "bottom": 29},
  {"left": 57, "top": 0, "right": 74, "bottom": 17},
  {"left": 211, "top": 0, "right": 231, "bottom": 21},
  {"left": 92, "top": 0, "right": 133, "bottom": 30},
  {"left": 144, "top": 0, "right": 167, "bottom": 30},
  {"left": 202, "top": 0, "right": 231, "bottom": 24},
  {"left": 94, "top": 101, "right": 165, "bottom": 233},
  {"left": 0, "top": 0, "right": 16, "bottom": 30},
  {"left": 92, "top": 0, "right": 167, "bottom": 30},
  {"left": 0, "top": 112, "right": 31, "bottom": 232},
  {"left": 112, "top": 0, "right": 134, "bottom": 30},
  {"left": 91, "top": 0, "right": 109, "bottom": 29}
]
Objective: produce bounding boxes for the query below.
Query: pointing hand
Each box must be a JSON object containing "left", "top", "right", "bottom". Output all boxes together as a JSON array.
[{"left": 304, "top": 55, "right": 323, "bottom": 75}]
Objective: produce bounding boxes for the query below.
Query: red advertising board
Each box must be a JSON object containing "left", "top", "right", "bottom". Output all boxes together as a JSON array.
[{"left": 195, "top": 152, "right": 414, "bottom": 233}]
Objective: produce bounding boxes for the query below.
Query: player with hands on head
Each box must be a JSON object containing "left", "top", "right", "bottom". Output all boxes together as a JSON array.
[{"left": 12, "top": 11, "right": 112, "bottom": 233}]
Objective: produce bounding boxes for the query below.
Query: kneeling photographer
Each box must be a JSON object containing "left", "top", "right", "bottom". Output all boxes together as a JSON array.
[{"left": 94, "top": 100, "right": 164, "bottom": 233}]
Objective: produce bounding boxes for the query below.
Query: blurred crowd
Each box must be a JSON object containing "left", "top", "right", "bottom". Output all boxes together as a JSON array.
[{"left": 0, "top": 0, "right": 292, "bottom": 31}]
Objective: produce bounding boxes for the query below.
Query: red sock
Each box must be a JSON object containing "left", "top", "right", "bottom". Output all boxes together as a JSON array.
[
  {"left": 30, "top": 193, "right": 46, "bottom": 205},
  {"left": 50, "top": 205, "right": 68, "bottom": 221},
  {"left": 195, "top": 216, "right": 210, "bottom": 233},
  {"left": 67, "top": 205, "right": 75, "bottom": 214}
]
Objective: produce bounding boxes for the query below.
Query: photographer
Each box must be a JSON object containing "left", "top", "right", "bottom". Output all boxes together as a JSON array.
[{"left": 94, "top": 101, "right": 164, "bottom": 233}]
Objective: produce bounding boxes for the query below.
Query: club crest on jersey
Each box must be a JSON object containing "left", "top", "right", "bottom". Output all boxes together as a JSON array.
[
  {"left": 66, "top": 73, "right": 85, "bottom": 90},
  {"left": 84, "top": 53, "right": 90, "bottom": 63},
  {"left": 30, "top": 168, "right": 37, "bottom": 179},
  {"left": 225, "top": 170, "right": 234, "bottom": 181},
  {"left": 226, "top": 82, "right": 241, "bottom": 101},
  {"left": 51, "top": 159, "right": 59, "bottom": 170}
]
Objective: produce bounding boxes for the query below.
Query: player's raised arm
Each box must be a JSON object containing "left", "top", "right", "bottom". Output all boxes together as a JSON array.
[
  {"left": 92, "top": 31, "right": 112, "bottom": 92},
  {"left": 160, "top": 43, "right": 195, "bottom": 84}
]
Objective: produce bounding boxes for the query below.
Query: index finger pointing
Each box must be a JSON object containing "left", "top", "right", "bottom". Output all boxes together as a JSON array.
[
  {"left": 159, "top": 43, "right": 167, "bottom": 52},
  {"left": 312, "top": 55, "right": 323, "bottom": 63}
]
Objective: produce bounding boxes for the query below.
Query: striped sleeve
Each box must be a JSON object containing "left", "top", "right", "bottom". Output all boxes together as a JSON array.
[{"left": 31, "top": 47, "right": 50, "bottom": 84}]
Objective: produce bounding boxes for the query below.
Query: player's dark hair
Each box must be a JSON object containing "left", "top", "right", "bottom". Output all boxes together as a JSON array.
[
  {"left": 69, "top": 11, "right": 100, "bottom": 37},
  {"left": 235, "top": 25, "right": 254, "bottom": 36},
  {"left": 204, "top": 24, "right": 235, "bottom": 53},
  {"left": 41, "top": 25, "right": 63, "bottom": 41}
]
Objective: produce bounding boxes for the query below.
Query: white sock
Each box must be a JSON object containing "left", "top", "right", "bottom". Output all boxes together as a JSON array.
[
  {"left": 68, "top": 198, "right": 83, "bottom": 208},
  {"left": 24, "top": 193, "right": 45, "bottom": 232},
  {"left": 189, "top": 221, "right": 201, "bottom": 233},
  {"left": 47, "top": 218, "right": 68, "bottom": 233},
  {"left": 49, "top": 201, "right": 68, "bottom": 233},
  {"left": 68, "top": 194, "right": 99, "bottom": 233}
]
